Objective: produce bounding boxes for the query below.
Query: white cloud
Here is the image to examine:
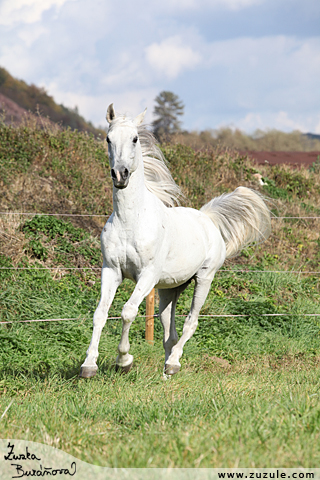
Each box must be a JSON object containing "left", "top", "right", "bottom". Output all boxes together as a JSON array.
[
  {"left": 0, "top": 0, "right": 74, "bottom": 26},
  {"left": 202, "top": 35, "right": 320, "bottom": 113},
  {"left": 158, "top": 0, "right": 264, "bottom": 12},
  {"left": 145, "top": 36, "right": 201, "bottom": 79},
  {"left": 315, "top": 119, "right": 320, "bottom": 135},
  {"left": 46, "top": 82, "right": 157, "bottom": 127},
  {"left": 212, "top": 0, "right": 264, "bottom": 11},
  {"left": 274, "top": 111, "right": 306, "bottom": 132},
  {"left": 100, "top": 52, "right": 147, "bottom": 91},
  {"left": 206, "top": 35, "right": 320, "bottom": 76},
  {"left": 0, "top": 44, "right": 35, "bottom": 79},
  {"left": 232, "top": 112, "right": 265, "bottom": 131},
  {"left": 233, "top": 111, "right": 320, "bottom": 133},
  {"left": 18, "top": 25, "right": 47, "bottom": 47},
  {"left": 0, "top": 0, "right": 319, "bottom": 133}
]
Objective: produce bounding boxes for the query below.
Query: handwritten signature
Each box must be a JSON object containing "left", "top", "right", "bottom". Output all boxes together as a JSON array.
[{"left": 4, "top": 442, "right": 77, "bottom": 478}]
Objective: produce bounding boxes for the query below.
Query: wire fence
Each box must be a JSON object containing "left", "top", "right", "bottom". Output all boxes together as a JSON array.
[
  {"left": 0, "top": 212, "right": 109, "bottom": 217},
  {"left": 1, "top": 312, "right": 320, "bottom": 326},
  {"left": 1, "top": 210, "right": 320, "bottom": 276},
  {"left": 1, "top": 211, "right": 320, "bottom": 220},
  {"left": 1, "top": 210, "right": 320, "bottom": 326},
  {"left": 1, "top": 266, "right": 320, "bottom": 275}
]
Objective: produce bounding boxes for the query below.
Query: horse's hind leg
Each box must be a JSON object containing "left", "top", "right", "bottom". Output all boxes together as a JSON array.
[
  {"left": 116, "top": 275, "right": 156, "bottom": 372},
  {"left": 165, "top": 277, "right": 212, "bottom": 376},
  {"left": 159, "top": 289, "right": 178, "bottom": 366},
  {"left": 159, "top": 282, "right": 191, "bottom": 374}
]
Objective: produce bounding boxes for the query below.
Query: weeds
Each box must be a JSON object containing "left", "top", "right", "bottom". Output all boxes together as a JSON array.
[
  {"left": 27, "top": 237, "right": 48, "bottom": 260},
  {"left": 309, "top": 155, "right": 320, "bottom": 174},
  {"left": 0, "top": 122, "right": 111, "bottom": 233}
]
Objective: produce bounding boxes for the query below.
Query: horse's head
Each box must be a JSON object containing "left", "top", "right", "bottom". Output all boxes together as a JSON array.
[{"left": 106, "top": 104, "right": 147, "bottom": 189}]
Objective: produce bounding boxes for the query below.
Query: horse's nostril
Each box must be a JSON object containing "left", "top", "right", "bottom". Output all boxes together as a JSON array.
[{"left": 111, "top": 167, "right": 129, "bottom": 183}]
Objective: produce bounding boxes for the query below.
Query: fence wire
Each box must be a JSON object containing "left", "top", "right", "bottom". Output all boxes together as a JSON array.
[
  {"left": 1, "top": 210, "right": 320, "bottom": 326},
  {"left": 1, "top": 312, "right": 320, "bottom": 326},
  {"left": 1, "top": 267, "right": 320, "bottom": 275},
  {"left": 1, "top": 212, "right": 320, "bottom": 220}
]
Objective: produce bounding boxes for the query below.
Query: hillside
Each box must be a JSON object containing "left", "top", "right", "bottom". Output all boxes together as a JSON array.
[
  {"left": 0, "top": 66, "right": 104, "bottom": 136},
  {"left": 1, "top": 119, "right": 320, "bottom": 272}
]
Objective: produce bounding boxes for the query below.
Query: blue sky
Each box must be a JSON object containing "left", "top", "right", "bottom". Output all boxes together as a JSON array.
[{"left": 0, "top": 0, "right": 319, "bottom": 133}]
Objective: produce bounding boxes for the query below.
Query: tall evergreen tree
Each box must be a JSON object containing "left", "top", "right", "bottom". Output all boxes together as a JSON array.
[{"left": 152, "top": 91, "right": 184, "bottom": 139}]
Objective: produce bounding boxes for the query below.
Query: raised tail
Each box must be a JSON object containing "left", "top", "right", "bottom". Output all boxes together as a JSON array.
[{"left": 200, "top": 186, "right": 271, "bottom": 259}]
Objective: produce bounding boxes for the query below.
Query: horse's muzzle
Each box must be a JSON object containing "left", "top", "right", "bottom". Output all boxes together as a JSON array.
[{"left": 111, "top": 167, "right": 130, "bottom": 189}]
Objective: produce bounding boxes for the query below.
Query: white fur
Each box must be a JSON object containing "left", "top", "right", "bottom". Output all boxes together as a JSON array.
[{"left": 81, "top": 106, "right": 271, "bottom": 376}]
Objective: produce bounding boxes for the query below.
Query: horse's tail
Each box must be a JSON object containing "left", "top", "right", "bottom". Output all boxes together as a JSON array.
[{"left": 200, "top": 186, "right": 271, "bottom": 259}]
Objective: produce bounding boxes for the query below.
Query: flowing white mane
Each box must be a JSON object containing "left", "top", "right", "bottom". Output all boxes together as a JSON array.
[
  {"left": 108, "top": 116, "right": 183, "bottom": 207},
  {"left": 138, "top": 126, "right": 184, "bottom": 207}
]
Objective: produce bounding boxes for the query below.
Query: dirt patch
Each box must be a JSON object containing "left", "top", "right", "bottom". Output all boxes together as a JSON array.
[
  {"left": 232, "top": 354, "right": 320, "bottom": 374},
  {"left": 203, "top": 354, "right": 231, "bottom": 370},
  {"left": 239, "top": 151, "right": 320, "bottom": 167}
]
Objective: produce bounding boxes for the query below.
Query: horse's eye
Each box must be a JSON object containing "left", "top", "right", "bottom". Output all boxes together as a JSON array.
[
  {"left": 106, "top": 136, "right": 111, "bottom": 144},
  {"left": 133, "top": 136, "right": 138, "bottom": 144}
]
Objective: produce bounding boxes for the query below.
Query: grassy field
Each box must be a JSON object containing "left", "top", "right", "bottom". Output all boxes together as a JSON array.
[{"left": 0, "top": 120, "right": 320, "bottom": 468}]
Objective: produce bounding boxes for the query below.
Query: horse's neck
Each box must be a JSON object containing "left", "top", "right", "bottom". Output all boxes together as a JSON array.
[{"left": 112, "top": 161, "right": 148, "bottom": 224}]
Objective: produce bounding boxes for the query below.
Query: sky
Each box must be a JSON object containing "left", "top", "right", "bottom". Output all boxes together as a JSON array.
[{"left": 0, "top": 0, "right": 319, "bottom": 133}]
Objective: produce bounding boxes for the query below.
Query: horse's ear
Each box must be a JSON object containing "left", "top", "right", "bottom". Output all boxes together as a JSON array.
[
  {"left": 133, "top": 107, "right": 147, "bottom": 127},
  {"left": 106, "top": 104, "right": 116, "bottom": 123}
]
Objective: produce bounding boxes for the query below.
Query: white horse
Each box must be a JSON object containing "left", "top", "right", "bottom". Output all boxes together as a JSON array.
[{"left": 80, "top": 104, "right": 271, "bottom": 378}]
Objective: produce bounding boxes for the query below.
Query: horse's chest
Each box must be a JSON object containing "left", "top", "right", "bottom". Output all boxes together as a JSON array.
[
  {"left": 101, "top": 227, "right": 154, "bottom": 279},
  {"left": 120, "top": 242, "right": 143, "bottom": 271}
]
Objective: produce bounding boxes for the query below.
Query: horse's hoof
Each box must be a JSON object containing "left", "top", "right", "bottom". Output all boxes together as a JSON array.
[
  {"left": 79, "top": 366, "right": 98, "bottom": 378},
  {"left": 164, "top": 363, "right": 180, "bottom": 375},
  {"left": 115, "top": 361, "right": 133, "bottom": 374}
]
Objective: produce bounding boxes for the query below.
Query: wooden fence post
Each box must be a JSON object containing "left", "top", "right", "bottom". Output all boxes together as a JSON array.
[{"left": 145, "top": 288, "right": 155, "bottom": 344}]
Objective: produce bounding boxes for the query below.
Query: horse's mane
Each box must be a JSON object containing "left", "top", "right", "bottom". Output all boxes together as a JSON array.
[
  {"left": 108, "top": 116, "right": 183, "bottom": 207},
  {"left": 138, "top": 126, "right": 183, "bottom": 207}
]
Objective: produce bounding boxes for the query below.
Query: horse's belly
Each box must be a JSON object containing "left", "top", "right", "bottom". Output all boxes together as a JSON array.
[
  {"left": 155, "top": 273, "right": 190, "bottom": 289},
  {"left": 155, "top": 238, "right": 208, "bottom": 289},
  {"left": 155, "top": 255, "right": 205, "bottom": 289}
]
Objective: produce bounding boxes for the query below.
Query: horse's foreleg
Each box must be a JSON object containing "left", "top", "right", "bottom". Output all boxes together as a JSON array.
[
  {"left": 80, "top": 266, "right": 122, "bottom": 378},
  {"left": 165, "top": 277, "right": 212, "bottom": 375},
  {"left": 116, "top": 276, "right": 155, "bottom": 371}
]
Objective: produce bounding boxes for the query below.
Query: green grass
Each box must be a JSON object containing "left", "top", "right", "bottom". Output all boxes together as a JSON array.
[
  {"left": 0, "top": 348, "right": 320, "bottom": 468},
  {"left": 1, "top": 249, "right": 320, "bottom": 467}
]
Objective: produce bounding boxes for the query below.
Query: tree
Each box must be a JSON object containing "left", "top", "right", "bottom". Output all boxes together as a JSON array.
[{"left": 152, "top": 91, "right": 184, "bottom": 139}]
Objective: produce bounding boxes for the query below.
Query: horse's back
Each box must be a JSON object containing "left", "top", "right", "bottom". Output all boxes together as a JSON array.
[{"left": 166, "top": 206, "right": 222, "bottom": 247}]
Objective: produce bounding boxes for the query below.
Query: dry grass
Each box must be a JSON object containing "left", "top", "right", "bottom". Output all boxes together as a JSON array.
[{"left": 0, "top": 214, "right": 26, "bottom": 265}]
